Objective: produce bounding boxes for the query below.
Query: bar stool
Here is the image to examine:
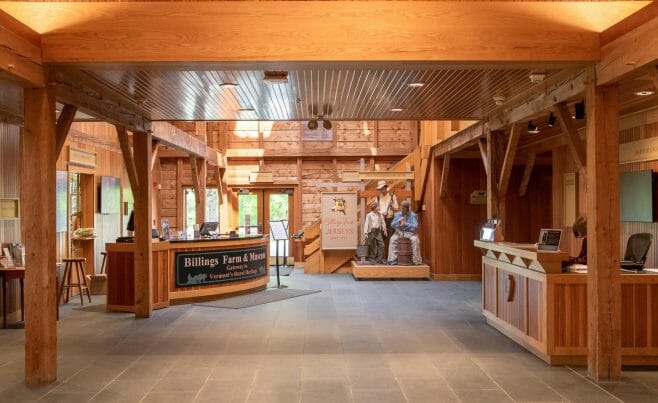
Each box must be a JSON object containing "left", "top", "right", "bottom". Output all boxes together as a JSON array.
[{"left": 58, "top": 258, "right": 92, "bottom": 306}]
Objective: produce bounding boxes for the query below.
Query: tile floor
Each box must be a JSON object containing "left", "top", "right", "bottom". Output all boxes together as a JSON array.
[{"left": 1, "top": 270, "right": 658, "bottom": 402}]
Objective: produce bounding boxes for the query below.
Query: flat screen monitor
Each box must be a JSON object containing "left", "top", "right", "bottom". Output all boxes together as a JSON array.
[
  {"left": 538, "top": 229, "right": 562, "bottom": 251},
  {"left": 620, "top": 170, "right": 654, "bottom": 222},
  {"left": 200, "top": 221, "right": 218, "bottom": 236}
]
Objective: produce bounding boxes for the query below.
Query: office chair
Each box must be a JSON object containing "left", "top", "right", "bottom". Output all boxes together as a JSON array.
[{"left": 621, "top": 233, "right": 653, "bottom": 269}]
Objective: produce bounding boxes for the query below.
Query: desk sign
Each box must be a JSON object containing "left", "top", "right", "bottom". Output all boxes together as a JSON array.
[
  {"left": 538, "top": 229, "right": 562, "bottom": 251},
  {"left": 175, "top": 246, "right": 267, "bottom": 288}
]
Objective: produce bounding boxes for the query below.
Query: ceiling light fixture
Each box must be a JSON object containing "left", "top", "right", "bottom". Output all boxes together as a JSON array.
[
  {"left": 264, "top": 71, "right": 289, "bottom": 84},
  {"left": 408, "top": 82, "right": 424, "bottom": 88},
  {"left": 307, "top": 120, "right": 318, "bottom": 130},
  {"left": 527, "top": 121, "right": 540, "bottom": 134},
  {"left": 323, "top": 120, "right": 332, "bottom": 130},
  {"left": 634, "top": 90, "right": 656, "bottom": 96},
  {"left": 529, "top": 71, "right": 546, "bottom": 84},
  {"left": 220, "top": 82, "right": 239, "bottom": 88},
  {"left": 548, "top": 112, "right": 556, "bottom": 127},
  {"left": 573, "top": 100, "right": 585, "bottom": 120},
  {"left": 493, "top": 95, "right": 506, "bottom": 106},
  {"left": 391, "top": 108, "right": 403, "bottom": 112}
]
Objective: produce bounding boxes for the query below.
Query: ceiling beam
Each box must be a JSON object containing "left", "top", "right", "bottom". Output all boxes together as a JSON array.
[
  {"left": 56, "top": 80, "right": 151, "bottom": 133},
  {"left": 433, "top": 122, "right": 485, "bottom": 157},
  {"left": 517, "top": 134, "right": 567, "bottom": 156},
  {"left": 0, "top": 2, "right": 611, "bottom": 63},
  {"left": 519, "top": 153, "right": 536, "bottom": 197},
  {"left": 478, "top": 138, "right": 489, "bottom": 177},
  {"left": 0, "top": 10, "right": 44, "bottom": 87},
  {"left": 597, "top": 13, "right": 658, "bottom": 85},
  {"left": 439, "top": 155, "right": 451, "bottom": 200},
  {"left": 488, "top": 69, "right": 587, "bottom": 131},
  {"left": 116, "top": 125, "right": 139, "bottom": 193},
  {"left": 225, "top": 148, "right": 415, "bottom": 159}
]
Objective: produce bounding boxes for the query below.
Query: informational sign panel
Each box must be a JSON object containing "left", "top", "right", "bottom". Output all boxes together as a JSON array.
[
  {"left": 56, "top": 171, "right": 68, "bottom": 232},
  {"left": 321, "top": 192, "right": 358, "bottom": 250},
  {"left": 269, "top": 220, "right": 288, "bottom": 241},
  {"left": 175, "top": 246, "right": 267, "bottom": 288}
]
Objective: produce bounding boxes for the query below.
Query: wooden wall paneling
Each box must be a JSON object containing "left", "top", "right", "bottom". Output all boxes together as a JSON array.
[
  {"left": 22, "top": 85, "right": 57, "bottom": 384},
  {"left": 176, "top": 159, "right": 183, "bottom": 231},
  {"left": 439, "top": 155, "right": 450, "bottom": 199},
  {"left": 586, "top": 79, "right": 621, "bottom": 381},
  {"left": 133, "top": 131, "right": 153, "bottom": 318},
  {"left": 504, "top": 165, "right": 552, "bottom": 244},
  {"left": 518, "top": 153, "right": 535, "bottom": 197}
]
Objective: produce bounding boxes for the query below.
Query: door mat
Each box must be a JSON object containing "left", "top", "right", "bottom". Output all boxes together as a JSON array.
[{"left": 194, "top": 289, "right": 320, "bottom": 309}]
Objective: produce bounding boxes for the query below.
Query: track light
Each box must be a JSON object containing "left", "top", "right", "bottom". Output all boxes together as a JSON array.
[
  {"left": 574, "top": 101, "right": 585, "bottom": 120},
  {"left": 527, "top": 121, "right": 539, "bottom": 134},
  {"left": 307, "top": 120, "right": 318, "bottom": 130},
  {"left": 323, "top": 119, "right": 332, "bottom": 130},
  {"left": 548, "top": 112, "right": 556, "bottom": 128}
]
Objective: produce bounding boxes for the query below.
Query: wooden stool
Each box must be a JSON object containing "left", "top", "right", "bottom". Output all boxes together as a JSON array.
[
  {"left": 99, "top": 252, "right": 108, "bottom": 275},
  {"left": 58, "top": 258, "right": 92, "bottom": 306}
]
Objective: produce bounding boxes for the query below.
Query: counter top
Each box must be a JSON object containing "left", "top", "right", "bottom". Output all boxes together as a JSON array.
[
  {"left": 474, "top": 240, "right": 569, "bottom": 274},
  {"left": 169, "top": 234, "right": 267, "bottom": 243}
]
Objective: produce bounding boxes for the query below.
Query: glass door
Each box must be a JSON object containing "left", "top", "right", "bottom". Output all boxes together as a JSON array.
[
  {"left": 264, "top": 190, "right": 293, "bottom": 264},
  {"left": 237, "top": 191, "right": 261, "bottom": 235}
]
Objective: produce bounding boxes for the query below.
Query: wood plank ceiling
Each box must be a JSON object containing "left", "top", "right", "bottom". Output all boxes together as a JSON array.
[{"left": 78, "top": 66, "right": 562, "bottom": 121}]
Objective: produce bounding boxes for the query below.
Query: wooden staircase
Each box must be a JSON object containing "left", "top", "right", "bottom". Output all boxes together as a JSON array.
[{"left": 302, "top": 220, "right": 354, "bottom": 274}]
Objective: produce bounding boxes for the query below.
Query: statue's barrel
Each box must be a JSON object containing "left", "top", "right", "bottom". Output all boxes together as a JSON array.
[{"left": 397, "top": 237, "right": 413, "bottom": 265}]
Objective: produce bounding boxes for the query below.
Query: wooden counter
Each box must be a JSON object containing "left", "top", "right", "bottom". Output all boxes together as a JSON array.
[
  {"left": 475, "top": 240, "right": 658, "bottom": 365},
  {"left": 106, "top": 236, "right": 269, "bottom": 312}
]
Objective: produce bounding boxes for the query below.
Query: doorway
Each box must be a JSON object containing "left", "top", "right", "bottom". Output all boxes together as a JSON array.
[{"left": 234, "top": 189, "right": 294, "bottom": 264}]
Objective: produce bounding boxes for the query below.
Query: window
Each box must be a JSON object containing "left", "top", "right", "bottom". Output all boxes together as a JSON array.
[{"left": 183, "top": 188, "right": 220, "bottom": 229}]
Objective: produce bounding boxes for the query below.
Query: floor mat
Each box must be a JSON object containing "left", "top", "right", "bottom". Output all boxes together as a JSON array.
[{"left": 194, "top": 288, "right": 320, "bottom": 309}]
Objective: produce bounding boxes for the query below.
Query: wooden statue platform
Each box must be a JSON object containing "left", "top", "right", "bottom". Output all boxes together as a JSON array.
[{"left": 351, "top": 261, "right": 430, "bottom": 280}]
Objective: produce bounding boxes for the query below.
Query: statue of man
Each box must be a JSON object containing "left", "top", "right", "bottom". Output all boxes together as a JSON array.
[
  {"left": 376, "top": 180, "right": 398, "bottom": 238},
  {"left": 362, "top": 201, "right": 387, "bottom": 264},
  {"left": 388, "top": 200, "right": 422, "bottom": 265}
]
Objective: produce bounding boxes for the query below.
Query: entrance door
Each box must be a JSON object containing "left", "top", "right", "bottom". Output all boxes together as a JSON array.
[{"left": 233, "top": 189, "right": 294, "bottom": 264}]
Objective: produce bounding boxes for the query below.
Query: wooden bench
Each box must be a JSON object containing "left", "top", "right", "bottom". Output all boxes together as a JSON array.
[{"left": 351, "top": 261, "right": 430, "bottom": 280}]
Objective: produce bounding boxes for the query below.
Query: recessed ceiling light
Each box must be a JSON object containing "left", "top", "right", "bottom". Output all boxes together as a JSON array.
[
  {"left": 634, "top": 90, "right": 655, "bottom": 96},
  {"left": 408, "top": 83, "right": 424, "bottom": 88},
  {"left": 390, "top": 108, "right": 403, "bottom": 112},
  {"left": 220, "top": 82, "right": 239, "bottom": 88}
]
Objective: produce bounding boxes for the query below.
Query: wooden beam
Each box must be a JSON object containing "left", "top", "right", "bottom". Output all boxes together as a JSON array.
[
  {"left": 586, "top": 76, "right": 621, "bottom": 381},
  {"left": 601, "top": 2, "right": 658, "bottom": 46},
  {"left": 598, "top": 13, "right": 658, "bottom": 85},
  {"left": 439, "top": 155, "right": 451, "bottom": 199},
  {"left": 555, "top": 102, "right": 586, "bottom": 173},
  {"left": 1, "top": 2, "right": 610, "bottom": 63},
  {"left": 651, "top": 67, "right": 658, "bottom": 93},
  {"left": 54, "top": 104, "right": 77, "bottom": 157},
  {"left": 225, "top": 147, "right": 415, "bottom": 159},
  {"left": 150, "top": 140, "right": 160, "bottom": 172},
  {"left": 517, "top": 134, "right": 567, "bottom": 156},
  {"left": 518, "top": 153, "right": 535, "bottom": 197},
  {"left": 133, "top": 131, "right": 153, "bottom": 318},
  {"left": 486, "top": 130, "right": 506, "bottom": 233},
  {"left": 433, "top": 122, "right": 484, "bottom": 157},
  {"left": 0, "top": 10, "right": 44, "bottom": 87},
  {"left": 478, "top": 138, "right": 489, "bottom": 177},
  {"left": 56, "top": 80, "right": 150, "bottom": 133},
  {"left": 116, "top": 126, "right": 139, "bottom": 193},
  {"left": 22, "top": 85, "right": 57, "bottom": 384},
  {"left": 190, "top": 157, "right": 201, "bottom": 201},
  {"left": 151, "top": 122, "right": 209, "bottom": 158},
  {"left": 197, "top": 158, "right": 207, "bottom": 224},
  {"left": 497, "top": 124, "right": 521, "bottom": 197},
  {"left": 488, "top": 69, "right": 587, "bottom": 131}
]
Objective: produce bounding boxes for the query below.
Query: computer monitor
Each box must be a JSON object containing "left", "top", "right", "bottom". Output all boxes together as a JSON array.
[
  {"left": 126, "top": 210, "right": 135, "bottom": 232},
  {"left": 199, "top": 221, "right": 218, "bottom": 236}
]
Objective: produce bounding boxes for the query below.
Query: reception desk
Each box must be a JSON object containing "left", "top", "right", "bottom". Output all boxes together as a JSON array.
[
  {"left": 106, "top": 235, "right": 269, "bottom": 312},
  {"left": 475, "top": 240, "right": 658, "bottom": 365}
]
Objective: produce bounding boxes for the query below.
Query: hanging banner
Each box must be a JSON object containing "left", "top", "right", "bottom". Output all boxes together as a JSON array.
[{"left": 321, "top": 192, "right": 358, "bottom": 250}]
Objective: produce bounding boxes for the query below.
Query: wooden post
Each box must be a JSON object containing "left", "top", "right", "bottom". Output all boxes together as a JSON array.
[
  {"left": 439, "top": 155, "right": 451, "bottom": 199},
  {"left": 486, "top": 130, "right": 506, "bottom": 234},
  {"left": 197, "top": 158, "right": 207, "bottom": 224},
  {"left": 133, "top": 131, "right": 153, "bottom": 318},
  {"left": 22, "top": 85, "right": 58, "bottom": 384},
  {"left": 586, "top": 77, "right": 621, "bottom": 381},
  {"left": 54, "top": 104, "right": 77, "bottom": 157}
]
